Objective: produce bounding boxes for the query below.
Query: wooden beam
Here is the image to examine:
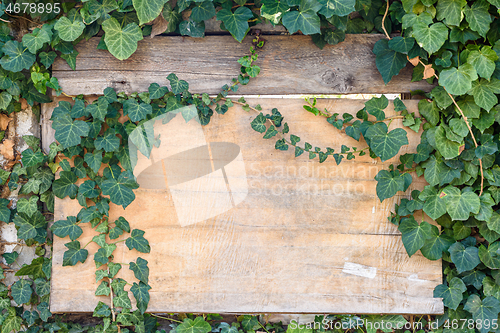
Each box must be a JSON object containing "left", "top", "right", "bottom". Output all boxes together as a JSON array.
[{"left": 52, "top": 35, "right": 434, "bottom": 96}]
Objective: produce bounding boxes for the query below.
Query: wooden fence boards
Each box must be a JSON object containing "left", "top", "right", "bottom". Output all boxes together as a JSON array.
[
  {"left": 51, "top": 35, "right": 434, "bottom": 96},
  {"left": 49, "top": 98, "right": 444, "bottom": 314}
]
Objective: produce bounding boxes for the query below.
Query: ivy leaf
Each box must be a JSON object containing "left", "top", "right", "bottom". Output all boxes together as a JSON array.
[
  {"left": 123, "top": 99, "right": 153, "bottom": 122},
  {"left": 17, "top": 196, "right": 38, "bottom": 217},
  {"left": 177, "top": 317, "right": 212, "bottom": 333},
  {"left": 34, "top": 278, "right": 50, "bottom": 297},
  {"left": 398, "top": 216, "right": 432, "bottom": 257},
  {"left": 22, "top": 149, "right": 45, "bottom": 168},
  {"left": 282, "top": 0, "right": 321, "bottom": 35},
  {"left": 22, "top": 311, "right": 39, "bottom": 326},
  {"left": 101, "top": 177, "right": 136, "bottom": 209},
  {"left": 439, "top": 63, "right": 478, "bottom": 95},
  {"left": 467, "top": 46, "right": 498, "bottom": 80},
  {"left": 109, "top": 226, "right": 124, "bottom": 240},
  {"left": 126, "top": 229, "right": 151, "bottom": 253},
  {"left": 441, "top": 186, "right": 480, "bottom": 220},
  {"left": 96, "top": 129, "right": 120, "bottom": 152},
  {"left": 62, "top": 240, "right": 88, "bottom": 266},
  {"left": 464, "top": 0, "right": 492, "bottom": 38},
  {"left": 94, "top": 248, "right": 109, "bottom": 268},
  {"left": 102, "top": 18, "right": 143, "bottom": 60},
  {"left": 3, "top": 252, "right": 18, "bottom": 265},
  {"left": 467, "top": 78, "right": 500, "bottom": 111},
  {"left": 364, "top": 122, "right": 408, "bottom": 161},
  {"left": 85, "top": 150, "right": 103, "bottom": 174},
  {"left": 51, "top": 216, "right": 83, "bottom": 241},
  {"left": 116, "top": 217, "right": 131, "bottom": 233},
  {"left": 260, "top": 0, "right": 290, "bottom": 24},
  {"left": 418, "top": 185, "right": 447, "bottom": 220},
  {"left": 433, "top": 277, "right": 466, "bottom": 310},
  {"left": 412, "top": 22, "right": 448, "bottom": 55},
  {"left": 0, "top": 91, "right": 11, "bottom": 110},
  {"left": 11, "top": 279, "right": 32, "bottom": 304},
  {"left": 216, "top": 7, "right": 254, "bottom": 42},
  {"left": 130, "top": 257, "right": 149, "bottom": 284},
  {"left": 420, "top": 224, "right": 454, "bottom": 260},
  {"left": 418, "top": 99, "right": 440, "bottom": 126},
  {"left": 130, "top": 282, "right": 151, "bottom": 314},
  {"left": 167, "top": 73, "right": 189, "bottom": 95},
  {"left": 434, "top": 125, "right": 461, "bottom": 159},
  {"left": 93, "top": 301, "right": 111, "bottom": 317},
  {"left": 436, "top": 0, "right": 467, "bottom": 26},
  {"left": 22, "top": 27, "right": 51, "bottom": 54},
  {"left": 87, "top": 97, "right": 109, "bottom": 122},
  {"left": 0, "top": 41, "right": 36, "bottom": 72},
  {"left": 148, "top": 83, "right": 169, "bottom": 99},
  {"left": 478, "top": 242, "right": 500, "bottom": 269},
  {"left": 54, "top": 16, "right": 85, "bottom": 42},
  {"left": 251, "top": 113, "right": 267, "bottom": 133},
  {"left": 464, "top": 295, "right": 500, "bottom": 333},
  {"left": 448, "top": 241, "right": 481, "bottom": 273},
  {"left": 114, "top": 291, "right": 132, "bottom": 308},
  {"left": 318, "top": 0, "right": 355, "bottom": 18},
  {"left": 2, "top": 315, "right": 22, "bottom": 333},
  {"left": 52, "top": 113, "right": 90, "bottom": 149},
  {"left": 53, "top": 171, "right": 78, "bottom": 199},
  {"left": 364, "top": 95, "right": 388, "bottom": 120},
  {"left": 374, "top": 169, "right": 404, "bottom": 202},
  {"left": 133, "top": 0, "right": 167, "bottom": 25}
]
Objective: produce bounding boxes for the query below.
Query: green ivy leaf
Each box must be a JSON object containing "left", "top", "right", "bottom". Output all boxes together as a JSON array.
[
  {"left": 21, "top": 148, "right": 45, "bottom": 168},
  {"left": 11, "top": 279, "right": 32, "bottom": 304},
  {"left": 16, "top": 196, "right": 38, "bottom": 217},
  {"left": 39, "top": 51, "right": 57, "bottom": 68},
  {"left": 123, "top": 99, "right": 153, "bottom": 122},
  {"left": 114, "top": 291, "right": 132, "bottom": 308},
  {"left": 435, "top": 125, "right": 462, "bottom": 159},
  {"left": 0, "top": 41, "right": 36, "bottom": 72},
  {"left": 448, "top": 241, "right": 480, "bottom": 273},
  {"left": 126, "top": 229, "right": 151, "bottom": 253},
  {"left": 441, "top": 185, "right": 480, "bottom": 220},
  {"left": 51, "top": 216, "right": 83, "bottom": 241},
  {"left": 52, "top": 113, "right": 90, "bottom": 149},
  {"left": 102, "top": 17, "right": 143, "bottom": 60},
  {"left": 260, "top": 0, "right": 290, "bottom": 24},
  {"left": 418, "top": 99, "right": 440, "bottom": 126},
  {"left": 467, "top": 78, "right": 500, "bottom": 111},
  {"left": 420, "top": 224, "right": 454, "bottom": 260},
  {"left": 464, "top": 0, "right": 492, "bottom": 37},
  {"left": 478, "top": 242, "right": 500, "bottom": 269},
  {"left": 34, "top": 278, "right": 50, "bottom": 297},
  {"left": 53, "top": 171, "right": 78, "bottom": 199},
  {"left": 364, "top": 95, "right": 388, "bottom": 120},
  {"left": 1, "top": 315, "right": 22, "bottom": 333},
  {"left": 130, "top": 282, "right": 151, "bottom": 314},
  {"left": 418, "top": 185, "right": 447, "bottom": 220},
  {"left": 412, "top": 22, "right": 448, "bottom": 55},
  {"left": 22, "top": 310, "right": 39, "bottom": 326},
  {"left": 93, "top": 301, "right": 111, "bottom": 317},
  {"left": 374, "top": 169, "right": 404, "bottom": 202},
  {"left": 22, "top": 27, "right": 51, "bottom": 54},
  {"left": 467, "top": 46, "right": 499, "bottom": 80},
  {"left": 85, "top": 150, "right": 103, "bottom": 174},
  {"left": 101, "top": 177, "right": 136, "bottom": 209},
  {"left": 439, "top": 63, "right": 478, "bottom": 95},
  {"left": 436, "top": 0, "right": 467, "bottom": 26},
  {"left": 116, "top": 216, "right": 131, "bottom": 233},
  {"left": 87, "top": 97, "right": 109, "bottom": 122},
  {"left": 177, "top": 317, "right": 212, "bottom": 333},
  {"left": 63, "top": 240, "right": 88, "bottom": 266},
  {"left": 167, "top": 73, "right": 189, "bottom": 95},
  {"left": 364, "top": 122, "right": 408, "bottom": 161},
  {"left": 133, "top": 0, "right": 167, "bottom": 25},
  {"left": 251, "top": 113, "right": 267, "bottom": 133},
  {"left": 96, "top": 129, "right": 120, "bottom": 152},
  {"left": 54, "top": 16, "right": 85, "bottom": 42},
  {"left": 433, "top": 277, "right": 466, "bottom": 310},
  {"left": 464, "top": 295, "right": 500, "bottom": 333},
  {"left": 318, "top": 0, "right": 355, "bottom": 18},
  {"left": 148, "top": 83, "right": 169, "bottom": 100},
  {"left": 130, "top": 257, "right": 149, "bottom": 284},
  {"left": 282, "top": 0, "right": 321, "bottom": 35},
  {"left": 216, "top": 7, "right": 254, "bottom": 42},
  {"left": 398, "top": 216, "right": 432, "bottom": 257}
]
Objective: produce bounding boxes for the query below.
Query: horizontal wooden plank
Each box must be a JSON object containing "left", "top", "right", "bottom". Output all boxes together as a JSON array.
[
  {"left": 50, "top": 98, "right": 443, "bottom": 314},
  {"left": 52, "top": 35, "right": 434, "bottom": 96}
]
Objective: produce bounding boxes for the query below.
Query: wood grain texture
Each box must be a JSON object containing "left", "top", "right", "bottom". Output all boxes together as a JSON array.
[
  {"left": 52, "top": 34, "right": 434, "bottom": 96},
  {"left": 50, "top": 98, "right": 443, "bottom": 314}
]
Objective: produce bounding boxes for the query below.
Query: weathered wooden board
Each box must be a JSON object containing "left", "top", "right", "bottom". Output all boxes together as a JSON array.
[
  {"left": 50, "top": 98, "right": 443, "bottom": 314},
  {"left": 52, "top": 35, "right": 434, "bottom": 96}
]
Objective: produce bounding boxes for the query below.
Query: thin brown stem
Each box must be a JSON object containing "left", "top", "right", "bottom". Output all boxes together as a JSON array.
[
  {"left": 149, "top": 314, "right": 183, "bottom": 323},
  {"left": 416, "top": 59, "right": 484, "bottom": 196},
  {"left": 382, "top": 0, "right": 391, "bottom": 40}
]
